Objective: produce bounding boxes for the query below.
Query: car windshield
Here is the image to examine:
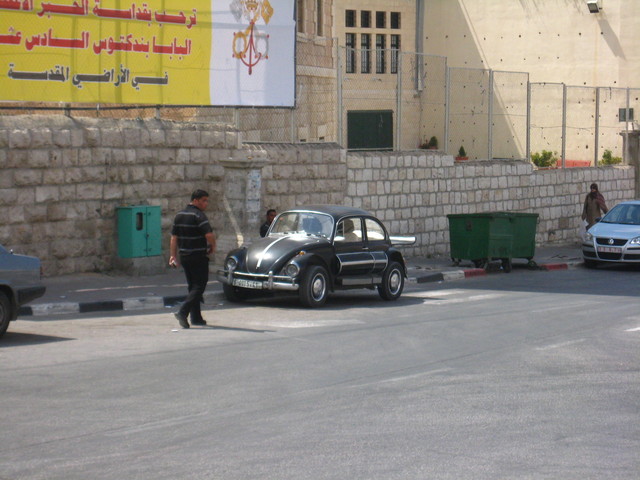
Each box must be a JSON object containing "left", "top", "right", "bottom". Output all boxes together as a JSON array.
[
  {"left": 269, "top": 211, "right": 333, "bottom": 238},
  {"left": 600, "top": 204, "right": 640, "bottom": 225}
]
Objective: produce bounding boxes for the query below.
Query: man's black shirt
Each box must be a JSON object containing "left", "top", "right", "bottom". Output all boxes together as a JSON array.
[{"left": 171, "top": 204, "right": 213, "bottom": 256}]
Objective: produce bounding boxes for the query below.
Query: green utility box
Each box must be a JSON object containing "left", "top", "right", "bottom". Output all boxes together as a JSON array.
[
  {"left": 447, "top": 212, "right": 539, "bottom": 272},
  {"left": 116, "top": 206, "right": 161, "bottom": 258}
]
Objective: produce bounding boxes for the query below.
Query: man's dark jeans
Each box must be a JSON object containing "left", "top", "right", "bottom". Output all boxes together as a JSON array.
[{"left": 178, "top": 254, "right": 209, "bottom": 321}]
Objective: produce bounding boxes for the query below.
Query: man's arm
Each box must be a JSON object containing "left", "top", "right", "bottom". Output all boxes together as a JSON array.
[
  {"left": 169, "top": 235, "right": 179, "bottom": 266},
  {"left": 205, "top": 232, "right": 216, "bottom": 255}
]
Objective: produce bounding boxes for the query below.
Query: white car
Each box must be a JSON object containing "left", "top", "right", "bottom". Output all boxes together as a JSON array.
[{"left": 582, "top": 200, "right": 640, "bottom": 268}]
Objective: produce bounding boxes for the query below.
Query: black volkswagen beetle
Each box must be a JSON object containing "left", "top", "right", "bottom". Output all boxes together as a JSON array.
[{"left": 217, "top": 205, "right": 415, "bottom": 307}]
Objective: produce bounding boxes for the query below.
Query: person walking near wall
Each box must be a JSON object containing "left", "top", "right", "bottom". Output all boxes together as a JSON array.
[
  {"left": 260, "top": 208, "right": 277, "bottom": 237},
  {"left": 582, "top": 183, "right": 609, "bottom": 230},
  {"left": 169, "top": 189, "right": 216, "bottom": 329}
]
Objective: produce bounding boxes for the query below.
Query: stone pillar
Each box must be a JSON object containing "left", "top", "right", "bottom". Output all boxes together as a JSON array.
[
  {"left": 217, "top": 148, "right": 269, "bottom": 261},
  {"left": 621, "top": 128, "right": 640, "bottom": 198}
]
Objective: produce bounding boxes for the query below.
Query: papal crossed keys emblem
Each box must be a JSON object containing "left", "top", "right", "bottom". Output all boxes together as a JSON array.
[{"left": 230, "top": 0, "right": 273, "bottom": 74}]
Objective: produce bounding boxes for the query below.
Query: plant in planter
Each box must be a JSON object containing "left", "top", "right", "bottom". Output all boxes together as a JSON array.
[
  {"left": 530, "top": 150, "right": 558, "bottom": 168},
  {"left": 601, "top": 149, "right": 622, "bottom": 165},
  {"left": 420, "top": 136, "right": 438, "bottom": 150},
  {"left": 455, "top": 146, "right": 468, "bottom": 161}
]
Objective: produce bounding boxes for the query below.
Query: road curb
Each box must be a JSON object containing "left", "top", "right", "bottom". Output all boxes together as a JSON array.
[
  {"left": 539, "top": 263, "right": 569, "bottom": 271},
  {"left": 19, "top": 291, "right": 226, "bottom": 318}
]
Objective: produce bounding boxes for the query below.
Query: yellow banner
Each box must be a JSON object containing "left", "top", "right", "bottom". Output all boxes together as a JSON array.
[{"left": 0, "top": 0, "right": 212, "bottom": 104}]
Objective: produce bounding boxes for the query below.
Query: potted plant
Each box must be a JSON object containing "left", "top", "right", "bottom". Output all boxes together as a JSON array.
[
  {"left": 601, "top": 149, "right": 622, "bottom": 165},
  {"left": 530, "top": 150, "right": 558, "bottom": 168},
  {"left": 455, "top": 146, "right": 468, "bottom": 161},
  {"left": 419, "top": 136, "right": 438, "bottom": 150}
]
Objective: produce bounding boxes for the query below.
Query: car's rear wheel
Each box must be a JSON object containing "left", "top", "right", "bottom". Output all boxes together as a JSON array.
[
  {"left": 378, "top": 261, "right": 405, "bottom": 301},
  {"left": 222, "top": 283, "right": 250, "bottom": 302},
  {"left": 0, "top": 291, "right": 12, "bottom": 337},
  {"left": 300, "top": 265, "right": 328, "bottom": 308}
]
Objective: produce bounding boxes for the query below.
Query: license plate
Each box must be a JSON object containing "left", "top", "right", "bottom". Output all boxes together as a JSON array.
[
  {"left": 232, "top": 278, "right": 263, "bottom": 289},
  {"left": 597, "top": 246, "right": 621, "bottom": 253}
]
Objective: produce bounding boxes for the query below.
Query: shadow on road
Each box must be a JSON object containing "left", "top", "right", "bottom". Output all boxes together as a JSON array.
[
  {"left": 431, "top": 263, "right": 640, "bottom": 297},
  {"left": 0, "top": 331, "right": 73, "bottom": 347},
  {"left": 223, "top": 290, "right": 426, "bottom": 311}
]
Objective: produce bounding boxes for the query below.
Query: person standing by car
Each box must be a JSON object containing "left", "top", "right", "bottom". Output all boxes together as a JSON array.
[
  {"left": 582, "top": 183, "right": 609, "bottom": 229},
  {"left": 169, "top": 189, "right": 216, "bottom": 329},
  {"left": 260, "top": 208, "right": 277, "bottom": 237}
]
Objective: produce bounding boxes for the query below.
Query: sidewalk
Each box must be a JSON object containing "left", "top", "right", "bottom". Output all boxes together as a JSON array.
[{"left": 20, "top": 245, "right": 583, "bottom": 317}]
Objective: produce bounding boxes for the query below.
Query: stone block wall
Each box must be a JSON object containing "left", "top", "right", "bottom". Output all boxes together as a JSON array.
[
  {"left": 0, "top": 115, "right": 238, "bottom": 275},
  {"left": 258, "top": 143, "right": 347, "bottom": 230},
  {"left": 1, "top": 115, "right": 635, "bottom": 276},
  {"left": 344, "top": 152, "right": 635, "bottom": 258}
]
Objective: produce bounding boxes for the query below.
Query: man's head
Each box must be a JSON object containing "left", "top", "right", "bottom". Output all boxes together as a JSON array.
[
  {"left": 266, "top": 209, "right": 277, "bottom": 224},
  {"left": 191, "top": 189, "right": 210, "bottom": 211},
  {"left": 590, "top": 183, "right": 598, "bottom": 192}
]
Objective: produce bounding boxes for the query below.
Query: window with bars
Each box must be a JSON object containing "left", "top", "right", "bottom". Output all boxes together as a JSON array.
[
  {"left": 376, "top": 11, "right": 386, "bottom": 29},
  {"left": 361, "top": 34, "right": 371, "bottom": 73},
  {"left": 391, "top": 34, "right": 400, "bottom": 74},
  {"left": 390, "top": 12, "right": 400, "bottom": 29},
  {"left": 316, "top": 0, "right": 323, "bottom": 36},
  {"left": 376, "top": 34, "right": 386, "bottom": 74},
  {"left": 361, "top": 10, "right": 371, "bottom": 28},
  {"left": 345, "top": 9, "right": 355, "bottom": 27},
  {"left": 346, "top": 33, "right": 356, "bottom": 73}
]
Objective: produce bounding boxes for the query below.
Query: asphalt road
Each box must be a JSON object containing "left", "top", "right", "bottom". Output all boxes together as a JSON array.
[{"left": 1, "top": 266, "right": 639, "bottom": 479}]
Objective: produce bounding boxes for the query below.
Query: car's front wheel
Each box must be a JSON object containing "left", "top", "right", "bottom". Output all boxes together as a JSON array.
[
  {"left": 0, "top": 291, "right": 12, "bottom": 337},
  {"left": 299, "top": 265, "right": 328, "bottom": 308},
  {"left": 378, "top": 261, "right": 405, "bottom": 301},
  {"left": 222, "top": 283, "right": 250, "bottom": 302}
]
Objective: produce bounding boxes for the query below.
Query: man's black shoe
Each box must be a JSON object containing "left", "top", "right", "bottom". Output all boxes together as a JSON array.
[
  {"left": 191, "top": 319, "right": 207, "bottom": 326},
  {"left": 174, "top": 312, "right": 189, "bottom": 329}
]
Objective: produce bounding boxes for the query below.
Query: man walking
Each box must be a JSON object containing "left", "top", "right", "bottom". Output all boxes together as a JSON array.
[{"left": 169, "top": 189, "right": 216, "bottom": 329}]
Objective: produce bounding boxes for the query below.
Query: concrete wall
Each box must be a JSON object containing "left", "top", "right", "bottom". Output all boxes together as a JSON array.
[
  {"left": 1, "top": 115, "right": 635, "bottom": 276},
  {"left": 424, "top": 0, "right": 640, "bottom": 89}
]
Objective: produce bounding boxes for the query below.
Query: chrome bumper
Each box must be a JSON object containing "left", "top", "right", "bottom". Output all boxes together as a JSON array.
[
  {"left": 582, "top": 241, "right": 640, "bottom": 262},
  {"left": 217, "top": 269, "right": 299, "bottom": 291}
]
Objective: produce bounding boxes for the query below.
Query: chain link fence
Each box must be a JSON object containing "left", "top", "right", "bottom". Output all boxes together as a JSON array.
[{"left": 1, "top": 42, "right": 638, "bottom": 165}]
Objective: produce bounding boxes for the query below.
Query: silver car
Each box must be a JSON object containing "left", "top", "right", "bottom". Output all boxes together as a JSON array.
[
  {"left": 582, "top": 200, "right": 640, "bottom": 268},
  {"left": 0, "top": 244, "right": 46, "bottom": 337}
]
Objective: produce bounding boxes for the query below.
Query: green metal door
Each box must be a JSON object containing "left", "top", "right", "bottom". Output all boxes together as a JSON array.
[
  {"left": 117, "top": 206, "right": 162, "bottom": 258},
  {"left": 347, "top": 110, "right": 393, "bottom": 150}
]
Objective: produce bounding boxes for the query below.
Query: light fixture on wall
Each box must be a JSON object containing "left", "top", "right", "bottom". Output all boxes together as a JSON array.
[{"left": 586, "top": 0, "right": 602, "bottom": 13}]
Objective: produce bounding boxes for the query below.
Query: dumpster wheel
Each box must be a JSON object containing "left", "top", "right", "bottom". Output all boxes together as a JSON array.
[
  {"left": 473, "top": 259, "right": 488, "bottom": 269},
  {"left": 527, "top": 259, "right": 538, "bottom": 269},
  {"left": 501, "top": 258, "right": 512, "bottom": 273}
]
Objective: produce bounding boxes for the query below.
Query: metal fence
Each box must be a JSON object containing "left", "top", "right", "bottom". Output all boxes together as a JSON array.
[{"left": 1, "top": 44, "right": 638, "bottom": 165}]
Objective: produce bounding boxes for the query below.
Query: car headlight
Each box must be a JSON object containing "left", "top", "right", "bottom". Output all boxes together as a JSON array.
[
  {"left": 225, "top": 257, "right": 238, "bottom": 271},
  {"left": 584, "top": 232, "right": 593, "bottom": 242},
  {"left": 629, "top": 236, "right": 640, "bottom": 245},
  {"left": 284, "top": 262, "right": 300, "bottom": 278}
]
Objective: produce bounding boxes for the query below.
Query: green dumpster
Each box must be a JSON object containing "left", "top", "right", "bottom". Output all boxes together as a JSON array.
[
  {"left": 509, "top": 213, "right": 539, "bottom": 262},
  {"left": 447, "top": 212, "right": 538, "bottom": 272}
]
